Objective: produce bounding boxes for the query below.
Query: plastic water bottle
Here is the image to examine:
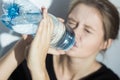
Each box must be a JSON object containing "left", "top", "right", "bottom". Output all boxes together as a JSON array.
[{"left": 0, "top": 0, "right": 75, "bottom": 50}]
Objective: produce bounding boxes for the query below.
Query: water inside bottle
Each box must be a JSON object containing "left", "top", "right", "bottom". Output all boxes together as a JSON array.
[
  {"left": 0, "top": 0, "right": 41, "bottom": 34},
  {"left": 0, "top": 0, "right": 75, "bottom": 50},
  {"left": 54, "top": 26, "right": 75, "bottom": 50}
]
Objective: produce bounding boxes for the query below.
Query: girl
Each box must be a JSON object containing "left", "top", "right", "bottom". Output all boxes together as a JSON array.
[
  {"left": 27, "top": 0, "right": 120, "bottom": 80},
  {"left": 0, "top": 0, "right": 119, "bottom": 80}
]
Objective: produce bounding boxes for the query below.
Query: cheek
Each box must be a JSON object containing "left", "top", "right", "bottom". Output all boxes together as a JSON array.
[{"left": 78, "top": 36, "right": 103, "bottom": 57}]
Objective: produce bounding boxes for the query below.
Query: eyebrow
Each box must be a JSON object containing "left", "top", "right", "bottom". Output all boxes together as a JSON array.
[
  {"left": 67, "top": 17, "right": 77, "bottom": 22},
  {"left": 68, "top": 17, "right": 96, "bottom": 32},
  {"left": 84, "top": 24, "right": 96, "bottom": 31}
]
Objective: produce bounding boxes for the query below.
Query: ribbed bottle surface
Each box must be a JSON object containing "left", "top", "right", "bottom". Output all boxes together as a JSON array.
[{"left": 0, "top": 0, "right": 75, "bottom": 50}]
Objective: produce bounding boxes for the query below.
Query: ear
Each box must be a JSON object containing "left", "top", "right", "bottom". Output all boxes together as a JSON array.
[{"left": 101, "top": 39, "right": 113, "bottom": 50}]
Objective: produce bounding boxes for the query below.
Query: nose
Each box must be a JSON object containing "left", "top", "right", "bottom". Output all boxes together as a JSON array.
[
  {"left": 73, "top": 28, "right": 79, "bottom": 42},
  {"left": 73, "top": 27, "right": 80, "bottom": 36},
  {"left": 73, "top": 25, "right": 83, "bottom": 41}
]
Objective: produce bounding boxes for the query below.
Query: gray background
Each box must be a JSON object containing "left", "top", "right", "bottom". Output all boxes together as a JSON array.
[{"left": 0, "top": 0, "right": 120, "bottom": 77}]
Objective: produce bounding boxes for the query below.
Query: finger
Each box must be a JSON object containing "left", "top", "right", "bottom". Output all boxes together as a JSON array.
[
  {"left": 48, "top": 48, "right": 65, "bottom": 55},
  {"left": 41, "top": 9, "right": 54, "bottom": 42},
  {"left": 57, "top": 17, "right": 65, "bottom": 22},
  {"left": 42, "top": 8, "right": 48, "bottom": 20},
  {"left": 48, "top": 48, "right": 60, "bottom": 55},
  {"left": 22, "top": 34, "right": 28, "bottom": 40},
  {"left": 35, "top": 8, "right": 48, "bottom": 36},
  {"left": 47, "top": 15, "right": 54, "bottom": 38}
]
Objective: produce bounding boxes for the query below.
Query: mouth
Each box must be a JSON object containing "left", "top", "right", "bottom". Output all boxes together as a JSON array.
[{"left": 73, "top": 42, "right": 77, "bottom": 47}]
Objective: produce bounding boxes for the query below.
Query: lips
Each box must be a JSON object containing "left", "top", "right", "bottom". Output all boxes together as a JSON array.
[{"left": 73, "top": 42, "right": 77, "bottom": 47}]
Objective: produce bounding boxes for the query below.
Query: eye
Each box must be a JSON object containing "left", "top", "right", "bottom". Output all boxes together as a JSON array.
[
  {"left": 84, "top": 28, "right": 91, "bottom": 33},
  {"left": 66, "top": 21, "right": 78, "bottom": 29},
  {"left": 67, "top": 22, "right": 76, "bottom": 28}
]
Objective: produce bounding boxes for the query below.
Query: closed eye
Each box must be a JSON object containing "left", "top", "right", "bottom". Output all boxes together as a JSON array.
[
  {"left": 67, "top": 17, "right": 78, "bottom": 29},
  {"left": 84, "top": 24, "right": 95, "bottom": 34},
  {"left": 84, "top": 28, "right": 91, "bottom": 33}
]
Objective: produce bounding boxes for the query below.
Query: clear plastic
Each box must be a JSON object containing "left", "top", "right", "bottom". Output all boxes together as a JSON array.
[{"left": 0, "top": 0, "right": 75, "bottom": 50}]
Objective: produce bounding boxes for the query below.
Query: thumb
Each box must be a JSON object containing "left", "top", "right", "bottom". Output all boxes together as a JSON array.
[{"left": 48, "top": 48, "right": 65, "bottom": 55}]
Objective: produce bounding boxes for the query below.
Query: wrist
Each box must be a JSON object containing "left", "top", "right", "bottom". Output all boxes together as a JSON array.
[{"left": 27, "top": 61, "right": 49, "bottom": 80}]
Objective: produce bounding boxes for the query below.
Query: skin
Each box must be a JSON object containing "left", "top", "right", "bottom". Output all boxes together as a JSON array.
[
  {"left": 66, "top": 4, "right": 105, "bottom": 58},
  {"left": 27, "top": 8, "right": 54, "bottom": 80},
  {"left": 0, "top": 36, "right": 31, "bottom": 80},
  {"left": 53, "top": 4, "right": 112, "bottom": 79},
  {"left": 27, "top": 4, "right": 112, "bottom": 80},
  {"left": 0, "top": 7, "right": 60, "bottom": 80},
  {"left": 0, "top": 3, "right": 113, "bottom": 80}
]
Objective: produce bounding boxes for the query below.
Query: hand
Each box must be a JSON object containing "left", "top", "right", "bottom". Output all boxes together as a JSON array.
[
  {"left": 28, "top": 7, "right": 54, "bottom": 62},
  {"left": 27, "top": 8, "right": 54, "bottom": 80},
  {"left": 0, "top": 35, "right": 32, "bottom": 80},
  {"left": 47, "top": 17, "right": 66, "bottom": 55},
  {"left": 48, "top": 48, "right": 65, "bottom": 55}
]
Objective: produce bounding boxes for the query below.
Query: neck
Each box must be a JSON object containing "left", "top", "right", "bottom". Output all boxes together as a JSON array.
[{"left": 59, "top": 55, "right": 101, "bottom": 79}]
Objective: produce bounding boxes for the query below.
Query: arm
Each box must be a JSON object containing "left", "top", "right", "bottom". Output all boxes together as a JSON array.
[
  {"left": 27, "top": 8, "right": 53, "bottom": 80},
  {"left": 0, "top": 37, "right": 30, "bottom": 80}
]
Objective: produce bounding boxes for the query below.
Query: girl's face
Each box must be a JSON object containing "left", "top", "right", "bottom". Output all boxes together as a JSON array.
[{"left": 66, "top": 4, "right": 106, "bottom": 58}]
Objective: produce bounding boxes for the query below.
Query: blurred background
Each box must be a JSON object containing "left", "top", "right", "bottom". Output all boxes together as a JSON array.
[{"left": 0, "top": 0, "right": 120, "bottom": 77}]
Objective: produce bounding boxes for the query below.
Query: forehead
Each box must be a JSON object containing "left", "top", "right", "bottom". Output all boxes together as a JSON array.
[
  {"left": 68, "top": 4, "right": 103, "bottom": 31},
  {"left": 68, "top": 4, "right": 103, "bottom": 23}
]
